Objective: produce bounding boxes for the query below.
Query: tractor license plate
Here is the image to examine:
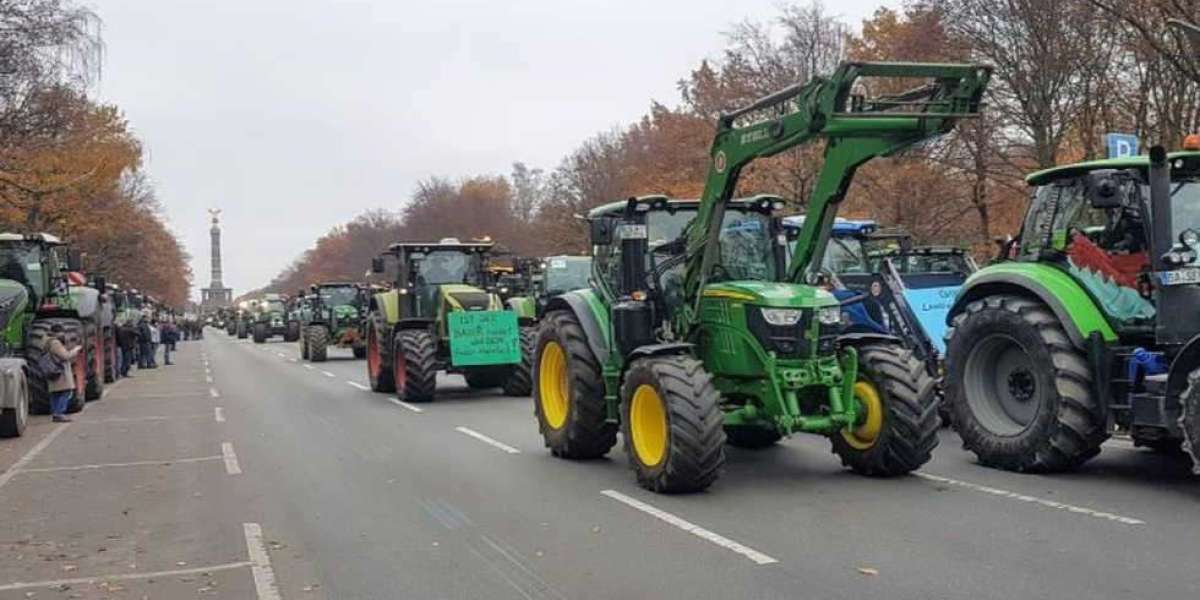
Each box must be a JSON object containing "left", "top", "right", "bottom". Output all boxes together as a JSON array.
[
  {"left": 1157, "top": 267, "right": 1200, "bottom": 286},
  {"left": 447, "top": 311, "right": 520, "bottom": 367}
]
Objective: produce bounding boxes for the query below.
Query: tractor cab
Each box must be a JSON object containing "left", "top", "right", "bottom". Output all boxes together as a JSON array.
[{"left": 372, "top": 239, "right": 498, "bottom": 327}]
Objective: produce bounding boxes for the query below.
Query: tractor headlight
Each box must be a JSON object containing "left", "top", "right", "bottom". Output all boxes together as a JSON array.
[
  {"left": 760, "top": 308, "right": 803, "bottom": 327},
  {"left": 817, "top": 306, "right": 841, "bottom": 326},
  {"left": 1182, "top": 228, "right": 1200, "bottom": 249}
]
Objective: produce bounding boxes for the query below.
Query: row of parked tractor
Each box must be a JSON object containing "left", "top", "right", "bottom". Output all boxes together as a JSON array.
[
  {"left": 225, "top": 56, "right": 1200, "bottom": 494},
  {"left": 0, "top": 233, "right": 183, "bottom": 439}
]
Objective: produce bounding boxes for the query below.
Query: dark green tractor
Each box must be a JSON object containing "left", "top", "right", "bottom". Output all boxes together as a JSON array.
[
  {"left": 299, "top": 282, "right": 368, "bottom": 362},
  {"left": 531, "top": 61, "right": 989, "bottom": 492},
  {"left": 365, "top": 239, "right": 534, "bottom": 401},
  {"left": 505, "top": 255, "right": 592, "bottom": 322},
  {"left": 945, "top": 145, "right": 1200, "bottom": 473},
  {"left": 251, "top": 294, "right": 291, "bottom": 343}
]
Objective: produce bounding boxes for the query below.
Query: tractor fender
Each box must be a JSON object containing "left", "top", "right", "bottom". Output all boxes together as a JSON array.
[
  {"left": 948, "top": 266, "right": 1117, "bottom": 349},
  {"left": 1167, "top": 334, "right": 1200, "bottom": 400},
  {"left": 628, "top": 342, "right": 694, "bottom": 359},
  {"left": 545, "top": 290, "right": 611, "bottom": 366},
  {"left": 370, "top": 290, "right": 400, "bottom": 325}
]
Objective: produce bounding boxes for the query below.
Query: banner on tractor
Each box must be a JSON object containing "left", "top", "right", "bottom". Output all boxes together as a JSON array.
[
  {"left": 900, "top": 286, "right": 960, "bottom": 354},
  {"left": 448, "top": 311, "right": 521, "bottom": 366}
]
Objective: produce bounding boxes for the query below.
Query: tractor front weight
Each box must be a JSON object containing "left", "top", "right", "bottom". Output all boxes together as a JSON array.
[{"left": 719, "top": 346, "right": 859, "bottom": 436}]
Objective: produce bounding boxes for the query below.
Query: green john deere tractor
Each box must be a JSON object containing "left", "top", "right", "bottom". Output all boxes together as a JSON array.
[
  {"left": 945, "top": 145, "right": 1200, "bottom": 474},
  {"left": 506, "top": 255, "right": 592, "bottom": 322},
  {"left": 251, "top": 294, "right": 292, "bottom": 343},
  {"left": 531, "top": 61, "right": 990, "bottom": 492},
  {"left": 365, "top": 238, "right": 534, "bottom": 401},
  {"left": 299, "top": 282, "right": 368, "bottom": 362}
]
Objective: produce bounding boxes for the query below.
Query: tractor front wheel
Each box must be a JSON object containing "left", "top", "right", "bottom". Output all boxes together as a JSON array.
[
  {"left": 945, "top": 296, "right": 1107, "bottom": 472},
  {"left": 285, "top": 321, "right": 301, "bottom": 342},
  {"left": 1180, "top": 369, "right": 1200, "bottom": 474},
  {"left": 501, "top": 326, "right": 535, "bottom": 396},
  {"left": 307, "top": 326, "right": 329, "bottom": 362},
  {"left": 396, "top": 330, "right": 437, "bottom": 402},
  {"left": 367, "top": 324, "right": 394, "bottom": 392},
  {"left": 831, "top": 343, "right": 939, "bottom": 476},
  {"left": 620, "top": 356, "right": 725, "bottom": 493},
  {"left": 533, "top": 310, "right": 616, "bottom": 459},
  {"left": 252, "top": 323, "right": 267, "bottom": 344},
  {"left": 0, "top": 371, "right": 28, "bottom": 438}
]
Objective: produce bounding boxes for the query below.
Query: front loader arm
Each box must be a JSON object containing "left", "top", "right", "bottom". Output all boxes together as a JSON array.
[{"left": 681, "top": 61, "right": 991, "bottom": 325}]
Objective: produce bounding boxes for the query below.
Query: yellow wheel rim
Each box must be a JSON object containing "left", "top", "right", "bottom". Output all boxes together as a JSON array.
[
  {"left": 842, "top": 380, "right": 884, "bottom": 450},
  {"left": 538, "top": 341, "right": 569, "bottom": 430},
  {"left": 630, "top": 384, "right": 668, "bottom": 466}
]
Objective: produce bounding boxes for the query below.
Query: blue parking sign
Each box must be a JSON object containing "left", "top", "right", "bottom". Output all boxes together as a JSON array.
[{"left": 1105, "top": 133, "right": 1139, "bottom": 158}]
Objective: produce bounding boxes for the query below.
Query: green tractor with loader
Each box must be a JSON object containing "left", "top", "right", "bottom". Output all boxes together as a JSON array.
[
  {"left": 251, "top": 294, "right": 297, "bottom": 343},
  {"left": 944, "top": 143, "right": 1200, "bottom": 474},
  {"left": 298, "top": 282, "right": 369, "bottom": 362},
  {"left": 365, "top": 238, "right": 534, "bottom": 401},
  {"left": 531, "top": 61, "right": 990, "bottom": 492}
]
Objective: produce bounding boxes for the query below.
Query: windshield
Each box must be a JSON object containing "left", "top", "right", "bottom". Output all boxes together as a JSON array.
[
  {"left": 319, "top": 286, "right": 359, "bottom": 306},
  {"left": 0, "top": 243, "right": 45, "bottom": 300},
  {"left": 822, "top": 237, "right": 871, "bottom": 274},
  {"left": 890, "top": 253, "right": 972, "bottom": 274},
  {"left": 265, "top": 300, "right": 285, "bottom": 313},
  {"left": 416, "top": 251, "right": 476, "bottom": 285},
  {"left": 543, "top": 258, "right": 592, "bottom": 293},
  {"left": 647, "top": 208, "right": 777, "bottom": 281},
  {"left": 1168, "top": 180, "right": 1200, "bottom": 240}
]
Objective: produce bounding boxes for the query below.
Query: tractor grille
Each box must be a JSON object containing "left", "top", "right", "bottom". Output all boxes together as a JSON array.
[
  {"left": 745, "top": 308, "right": 839, "bottom": 360},
  {"left": 448, "top": 292, "right": 491, "bottom": 311}
]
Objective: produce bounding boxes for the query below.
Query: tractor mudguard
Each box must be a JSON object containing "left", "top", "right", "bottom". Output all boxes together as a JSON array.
[
  {"left": 949, "top": 263, "right": 1117, "bottom": 349},
  {"left": 371, "top": 290, "right": 400, "bottom": 325},
  {"left": 628, "top": 342, "right": 694, "bottom": 359},
  {"left": 545, "top": 290, "right": 611, "bottom": 366}
]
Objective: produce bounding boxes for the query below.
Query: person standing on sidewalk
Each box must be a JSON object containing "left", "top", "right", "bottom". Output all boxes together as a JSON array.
[
  {"left": 118, "top": 321, "right": 138, "bottom": 377},
  {"left": 148, "top": 320, "right": 161, "bottom": 368},
  {"left": 44, "top": 324, "right": 81, "bottom": 423},
  {"left": 161, "top": 320, "right": 176, "bottom": 366},
  {"left": 137, "top": 317, "right": 153, "bottom": 369}
]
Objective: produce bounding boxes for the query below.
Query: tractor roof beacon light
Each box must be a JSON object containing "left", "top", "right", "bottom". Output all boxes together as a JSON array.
[{"left": 1184, "top": 134, "right": 1200, "bottom": 151}]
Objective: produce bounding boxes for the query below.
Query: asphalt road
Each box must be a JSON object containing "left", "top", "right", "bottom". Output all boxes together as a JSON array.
[{"left": 0, "top": 330, "right": 1198, "bottom": 599}]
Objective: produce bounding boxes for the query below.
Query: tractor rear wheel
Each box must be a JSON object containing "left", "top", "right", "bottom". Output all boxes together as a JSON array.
[
  {"left": 299, "top": 331, "right": 309, "bottom": 359},
  {"left": 307, "top": 325, "right": 329, "bottom": 362},
  {"left": 533, "top": 310, "right": 616, "bottom": 459},
  {"left": 620, "top": 356, "right": 725, "bottom": 493},
  {"left": 0, "top": 370, "right": 28, "bottom": 438},
  {"left": 103, "top": 333, "right": 117, "bottom": 383},
  {"left": 367, "top": 323, "right": 394, "bottom": 392},
  {"left": 252, "top": 323, "right": 267, "bottom": 344},
  {"left": 724, "top": 426, "right": 782, "bottom": 449},
  {"left": 237, "top": 321, "right": 248, "bottom": 339},
  {"left": 831, "top": 343, "right": 939, "bottom": 476},
  {"left": 84, "top": 326, "right": 103, "bottom": 401},
  {"left": 946, "top": 295, "right": 1107, "bottom": 472},
  {"left": 501, "top": 326, "right": 535, "bottom": 396},
  {"left": 396, "top": 330, "right": 437, "bottom": 402},
  {"left": 1180, "top": 369, "right": 1200, "bottom": 474}
]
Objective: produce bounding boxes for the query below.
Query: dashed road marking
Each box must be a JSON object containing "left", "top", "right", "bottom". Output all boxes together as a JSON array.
[
  {"left": 215, "top": 406, "right": 226, "bottom": 423},
  {"left": 455, "top": 426, "right": 520, "bottom": 454},
  {"left": 321, "top": 370, "right": 336, "bottom": 378},
  {"left": 0, "top": 561, "right": 253, "bottom": 592},
  {"left": 288, "top": 358, "right": 298, "bottom": 363},
  {"left": 303, "top": 364, "right": 315, "bottom": 370},
  {"left": 83, "top": 415, "right": 211, "bottom": 424},
  {"left": 222, "top": 442, "right": 242, "bottom": 475},
  {"left": 388, "top": 398, "right": 424, "bottom": 413},
  {"left": 346, "top": 381, "right": 370, "bottom": 391},
  {"left": 17, "top": 455, "right": 223, "bottom": 474},
  {"left": 210, "top": 387, "right": 221, "bottom": 398},
  {"left": 276, "top": 352, "right": 286, "bottom": 358},
  {"left": 206, "top": 375, "right": 214, "bottom": 383},
  {"left": 243, "top": 523, "right": 282, "bottom": 600},
  {"left": 913, "top": 472, "right": 1146, "bottom": 526},
  {"left": 0, "top": 424, "right": 69, "bottom": 489},
  {"left": 601, "top": 489, "right": 778, "bottom": 565}
]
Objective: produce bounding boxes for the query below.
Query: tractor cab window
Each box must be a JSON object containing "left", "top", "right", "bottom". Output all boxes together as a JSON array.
[
  {"left": 823, "top": 237, "right": 871, "bottom": 274},
  {"left": 265, "top": 300, "right": 285, "bottom": 313},
  {"left": 1161, "top": 179, "right": 1200, "bottom": 241},
  {"left": 542, "top": 258, "right": 591, "bottom": 295},
  {"left": 414, "top": 251, "right": 478, "bottom": 286},
  {"left": 0, "top": 244, "right": 45, "bottom": 303},
  {"left": 319, "top": 287, "right": 358, "bottom": 306}
]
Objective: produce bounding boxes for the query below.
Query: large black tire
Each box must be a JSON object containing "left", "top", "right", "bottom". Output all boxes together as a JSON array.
[
  {"left": 1180, "top": 370, "right": 1200, "bottom": 474},
  {"left": 352, "top": 344, "right": 367, "bottom": 359},
  {"left": 299, "top": 331, "right": 310, "bottom": 360},
  {"left": 464, "top": 367, "right": 506, "bottom": 389},
  {"left": 945, "top": 295, "right": 1107, "bottom": 472},
  {"left": 367, "top": 322, "right": 395, "bottom": 392},
  {"left": 533, "top": 310, "right": 617, "bottom": 459},
  {"left": 307, "top": 325, "right": 329, "bottom": 362},
  {"left": 724, "top": 426, "right": 782, "bottom": 449},
  {"left": 501, "top": 326, "right": 536, "bottom": 396},
  {"left": 620, "top": 356, "right": 725, "bottom": 493},
  {"left": 237, "top": 321, "right": 248, "bottom": 339},
  {"left": 830, "top": 343, "right": 939, "bottom": 476},
  {"left": 396, "top": 330, "right": 438, "bottom": 402},
  {"left": 285, "top": 321, "right": 301, "bottom": 343},
  {"left": 84, "top": 324, "right": 103, "bottom": 401},
  {"left": 103, "top": 333, "right": 117, "bottom": 383},
  {"left": 252, "top": 323, "right": 267, "bottom": 344},
  {"left": 0, "top": 370, "right": 28, "bottom": 438}
]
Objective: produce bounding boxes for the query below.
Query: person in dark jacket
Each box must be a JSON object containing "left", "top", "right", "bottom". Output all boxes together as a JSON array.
[
  {"left": 44, "top": 324, "right": 81, "bottom": 422},
  {"left": 137, "top": 317, "right": 154, "bottom": 369},
  {"left": 117, "top": 322, "right": 138, "bottom": 377},
  {"left": 161, "top": 321, "right": 177, "bottom": 366}
]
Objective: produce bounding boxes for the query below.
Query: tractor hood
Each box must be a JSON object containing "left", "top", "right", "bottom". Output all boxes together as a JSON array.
[
  {"left": 0, "top": 280, "right": 29, "bottom": 332},
  {"left": 439, "top": 283, "right": 499, "bottom": 311},
  {"left": 702, "top": 281, "right": 838, "bottom": 309}
]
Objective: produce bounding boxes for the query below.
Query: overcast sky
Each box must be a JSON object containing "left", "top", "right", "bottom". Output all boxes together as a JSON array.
[{"left": 90, "top": 0, "right": 896, "bottom": 299}]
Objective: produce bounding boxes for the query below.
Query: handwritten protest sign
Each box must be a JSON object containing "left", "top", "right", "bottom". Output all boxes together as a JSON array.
[{"left": 448, "top": 311, "right": 521, "bottom": 366}]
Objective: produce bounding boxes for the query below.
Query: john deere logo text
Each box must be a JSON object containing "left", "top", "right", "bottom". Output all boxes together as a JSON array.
[{"left": 740, "top": 129, "right": 770, "bottom": 144}]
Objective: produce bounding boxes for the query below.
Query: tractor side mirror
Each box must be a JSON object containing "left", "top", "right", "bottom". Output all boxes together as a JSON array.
[
  {"left": 589, "top": 218, "right": 615, "bottom": 246},
  {"left": 1085, "top": 170, "right": 1124, "bottom": 209},
  {"left": 371, "top": 257, "right": 385, "bottom": 273},
  {"left": 66, "top": 249, "right": 83, "bottom": 272}
]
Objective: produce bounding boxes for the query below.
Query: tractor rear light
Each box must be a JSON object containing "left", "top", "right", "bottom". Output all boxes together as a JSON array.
[{"left": 1184, "top": 134, "right": 1200, "bottom": 151}]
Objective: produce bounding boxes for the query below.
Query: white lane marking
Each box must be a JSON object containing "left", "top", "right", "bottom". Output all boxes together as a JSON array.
[
  {"left": 243, "top": 523, "right": 282, "bottom": 600},
  {"left": 389, "top": 398, "right": 424, "bottom": 413},
  {"left": 321, "top": 370, "right": 336, "bottom": 378},
  {"left": 215, "top": 406, "right": 226, "bottom": 423},
  {"left": 84, "top": 415, "right": 210, "bottom": 424},
  {"left": 18, "top": 456, "right": 223, "bottom": 474},
  {"left": 0, "top": 424, "right": 69, "bottom": 489},
  {"left": 205, "top": 375, "right": 214, "bottom": 384},
  {"left": 276, "top": 352, "right": 286, "bottom": 358},
  {"left": 288, "top": 358, "right": 298, "bottom": 363},
  {"left": 455, "top": 426, "right": 520, "bottom": 454},
  {"left": 914, "top": 472, "right": 1146, "bottom": 526},
  {"left": 346, "top": 381, "right": 369, "bottom": 391},
  {"left": 303, "top": 364, "right": 315, "bottom": 370},
  {"left": 209, "top": 387, "right": 220, "bottom": 398},
  {"left": 0, "top": 561, "right": 252, "bottom": 592},
  {"left": 601, "top": 489, "right": 779, "bottom": 565},
  {"left": 222, "top": 442, "right": 242, "bottom": 475}
]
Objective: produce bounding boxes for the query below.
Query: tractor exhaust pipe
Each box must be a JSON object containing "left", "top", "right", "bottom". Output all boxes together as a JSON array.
[{"left": 1149, "top": 145, "right": 1173, "bottom": 273}]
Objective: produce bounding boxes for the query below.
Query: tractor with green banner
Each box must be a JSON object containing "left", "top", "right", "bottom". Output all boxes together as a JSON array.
[
  {"left": 944, "top": 142, "right": 1200, "bottom": 474},
  {"left": 505, "top": 255, "right": 592, "bottom": 322},
  {"left": 299, "top": 282, "right": 369, "bottom": 362},
  {"left": 531, "top": 61, "right": 990, "bottom": 492},
  {"left": 365, "top": 238, "right": 534, "bottom": 401}
]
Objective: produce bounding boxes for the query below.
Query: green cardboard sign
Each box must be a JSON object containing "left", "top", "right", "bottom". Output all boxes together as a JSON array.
[{"left": 448, "top": 311, "right": 520, "bottom": 366}]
